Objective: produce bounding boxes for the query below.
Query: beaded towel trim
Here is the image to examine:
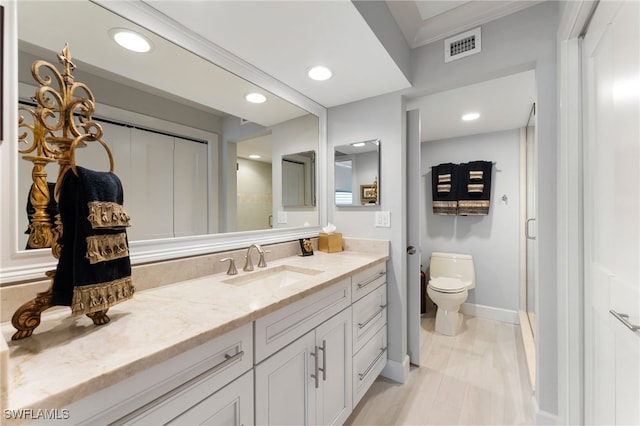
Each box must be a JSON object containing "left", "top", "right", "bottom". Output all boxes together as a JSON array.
[
  {"left": 71, "top": 277, "right": 135, "bottom": 316},
  {"left": 86, "top": 233, "right": 129, "bottom": 264},
  {"left": 87, "top": 201, "right": 131, "bottom": 229}
]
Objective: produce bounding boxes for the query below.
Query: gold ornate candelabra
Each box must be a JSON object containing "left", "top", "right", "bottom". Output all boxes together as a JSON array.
[{"left": 12, "top": 44, "right": 113, "bottom": 340}]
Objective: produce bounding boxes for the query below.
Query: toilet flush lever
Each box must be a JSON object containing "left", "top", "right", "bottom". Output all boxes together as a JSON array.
[{"left": 407, "top": 245, "right": 416, "bottom": 255}]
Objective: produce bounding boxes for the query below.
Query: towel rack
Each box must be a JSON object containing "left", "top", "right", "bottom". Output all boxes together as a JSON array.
[{"left": 12, "top": 45, "right": 115, "bottom": 340}]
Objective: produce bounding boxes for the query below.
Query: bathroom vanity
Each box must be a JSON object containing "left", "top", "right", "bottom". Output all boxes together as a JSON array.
[{"left": 1, "top": 245, "right": 388, "bottom": 425}]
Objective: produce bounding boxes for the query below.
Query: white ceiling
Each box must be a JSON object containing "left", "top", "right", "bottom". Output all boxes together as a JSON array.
[
  {"left": 143, "top": 0, "right": 412, "bottom": 109},
  {"left": 387, "top": 0, "right": 543, "bottom": 49},
  {"left": 407, "top": 70, "right": 536, "bottom": 142}
]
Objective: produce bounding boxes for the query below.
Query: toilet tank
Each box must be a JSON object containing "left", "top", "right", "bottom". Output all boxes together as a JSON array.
[{"left": 430, "top": 252, "right": 476, "bottom": 289}]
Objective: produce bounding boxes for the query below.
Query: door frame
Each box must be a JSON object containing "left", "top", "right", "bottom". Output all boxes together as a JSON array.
[{"left": 557, "top": 1, "right": 598, "bottom": 424}]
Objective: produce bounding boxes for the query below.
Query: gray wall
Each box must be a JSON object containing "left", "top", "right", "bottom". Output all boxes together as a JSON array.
[
  {"left": 328, "top": 92, "right": 407, "bottom": 377},
  {"left": 407, "top": 2, "right": 559, "bottom": 416},
  {"left": 421, "top": 129, "right": 521, "bottom": 312}
]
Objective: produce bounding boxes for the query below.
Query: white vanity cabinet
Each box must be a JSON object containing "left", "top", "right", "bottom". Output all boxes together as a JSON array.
[
  {"left": 254, "top": 279, "right": 353, "bottom": 426},
  {"left": 351, "top": 263, "right": 388, "bottom": 406}
]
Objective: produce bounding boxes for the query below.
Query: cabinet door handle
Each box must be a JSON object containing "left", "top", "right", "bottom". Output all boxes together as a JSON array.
[
  {"left": 610, "top": 310, "right": 640, "bottom": 332},
  {"left": 357, "top": 271, "right": 386, "bottom": 289},
  {"left": 318, "top": 340, "right": 327, "bottom": 381},
  {"left": 358, "top": 346, "right": 387, "bottom": 381},
  {"left": 311, "top": 346, "right": 319, "bottom": 389},
  {"left": 358, "top": 304, "right": 387, "bottom": 329}
]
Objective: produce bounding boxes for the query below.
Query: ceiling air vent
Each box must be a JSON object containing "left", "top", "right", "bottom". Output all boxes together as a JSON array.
[{"left": 444, "top": 27, "right": 481, "bottom": 63}]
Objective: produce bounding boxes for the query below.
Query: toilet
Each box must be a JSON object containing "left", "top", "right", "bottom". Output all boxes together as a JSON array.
[{"left": 427, "top": 252, "right": 476, "bottom": 336}]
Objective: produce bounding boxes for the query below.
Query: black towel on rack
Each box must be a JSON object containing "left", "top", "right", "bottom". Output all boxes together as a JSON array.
[
  {"left": 457, "top": 161, "right": 492, "bottom": 215},
  {"left": 52, "top": 166, "right": 134, "bottom": 315},
  {"left": 431, "top": 163, "right": 459, "bottom": 215}
]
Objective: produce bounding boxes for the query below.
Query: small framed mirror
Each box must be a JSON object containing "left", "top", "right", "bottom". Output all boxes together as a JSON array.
[
  {"left": 334, "top": 139, "right": 380, "bottom": 206},
  {"left": 282, "top": 151, "right": 316, "bottom": 207}
]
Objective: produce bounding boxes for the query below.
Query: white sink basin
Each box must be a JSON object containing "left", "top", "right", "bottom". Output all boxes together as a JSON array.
[{"left": 222, "top": 265, "right": 323, "bottom": 288}]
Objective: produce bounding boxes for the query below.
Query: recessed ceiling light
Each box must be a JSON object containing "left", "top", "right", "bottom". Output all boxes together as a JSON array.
[
  {"left": 308, "top": 66, "right": 333, "bottom": 81},
  {"left": 462, "top": 112, "right": 480, "bottom": 121},
  {"left": 351, "top": 142, "right": 366, "bottom": 147},
  {"left": 245, "top": 93, "right": 267, "bottom": 104},
  {"left": 110, "top": 28, "right": 152, "bottom": 53},
  {"left": 249, "top": 154, "right": 261, "bottom": 159}
]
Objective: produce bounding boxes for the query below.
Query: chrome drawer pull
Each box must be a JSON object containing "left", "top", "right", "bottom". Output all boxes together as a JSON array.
[
  {"left": 358, "top": 304, "right": 387, "bottom": 329},
  {"left": 358, "top": 346, "right": 387, "bottom": 381},
  {"left": 115, "top": 348, "right": 244, "bottom": 423},
  {"left": 357, "top": 271, "right": 386, "bottom": 289},
  {"left": 311, "top": 347, "right": 319, "bottom": 389},
  {"left": 319, "top": 340, "right": 327, "bottom": 381},
  {"left": 610, "top": 310, "right": 640, "bottom": 332}
]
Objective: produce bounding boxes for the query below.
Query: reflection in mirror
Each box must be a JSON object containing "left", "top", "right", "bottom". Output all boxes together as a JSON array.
[
  {"left": 334, "top": 139, "right": 380, "bottom": 206},
  {"left": 15, "top": 0, "right": 320, "bottom": 251},
  {"left": 282, "top": 151, "right": 316, "bottom": 208}
]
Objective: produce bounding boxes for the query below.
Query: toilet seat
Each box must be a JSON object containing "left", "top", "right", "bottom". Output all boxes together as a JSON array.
[{"left": 428, "top": 277, "right": 468, "bottom": 293}]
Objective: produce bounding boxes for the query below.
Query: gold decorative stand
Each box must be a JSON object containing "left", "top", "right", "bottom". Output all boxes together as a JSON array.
[{"left": 12, "top": 45, "right": 111, "bottom": 340}]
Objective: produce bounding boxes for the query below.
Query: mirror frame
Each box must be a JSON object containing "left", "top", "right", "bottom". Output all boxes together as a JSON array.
[{"left": 0, "top": 1, "right": 327, "bottom": 284}]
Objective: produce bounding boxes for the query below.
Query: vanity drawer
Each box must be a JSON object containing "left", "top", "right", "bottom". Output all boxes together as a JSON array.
[
  {"left": 352, "top": 262, "right": 386, "bottom": 302},
  {"left": 254, "top": 278, "right": 351, "bottom": 363},
  {"left": 353, "top": 325, "right": 387, "bottom": 406},
  {"left": 77, "top": 323, "right": 253, "bottom": 426},
  {"left": 352, "top": 283, "right": 387, "bottom": 353}
]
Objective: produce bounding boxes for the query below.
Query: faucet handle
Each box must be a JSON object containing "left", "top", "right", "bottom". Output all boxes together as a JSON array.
[
  {"left": 221, "top": 257, "right": 238, "bottom": 275},
  {"left": 243, "top": 254, "right": 254, "bottom": 272},
  {"left": 257, "top": 250, "right": 271, "bottom": 268}
]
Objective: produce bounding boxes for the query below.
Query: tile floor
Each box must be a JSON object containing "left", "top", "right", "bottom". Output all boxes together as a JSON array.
[{"left": 345, "top": 311, "right": 535, "bottom": 425}]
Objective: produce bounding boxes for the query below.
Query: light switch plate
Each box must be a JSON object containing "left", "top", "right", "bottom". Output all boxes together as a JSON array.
[
  {"left": 375, "top": 211, "right": 391, "bottom": 227},
  {"left": 277, "top": 211, "right": 288, "bottom": 224}
]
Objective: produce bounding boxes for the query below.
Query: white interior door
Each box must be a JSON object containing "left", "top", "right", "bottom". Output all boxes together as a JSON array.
[{"left": 582, "top": 2, "right": 640, "bottom": 424}]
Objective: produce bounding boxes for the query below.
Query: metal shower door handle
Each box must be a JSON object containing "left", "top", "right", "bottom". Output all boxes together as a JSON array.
[{"left": 526, "top": 218, "right": 536, "bottom": 240}]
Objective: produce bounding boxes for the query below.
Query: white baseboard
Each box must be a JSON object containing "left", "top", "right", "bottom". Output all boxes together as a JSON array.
[
  {"left": 534, "top": 396, "right": 559, "bottom": 425},
  {"left": 461, "top": 302, "right": 520, "bottom": 324},
  {"left": 380, "top": 354, "right": 410, "bottom": 384}
]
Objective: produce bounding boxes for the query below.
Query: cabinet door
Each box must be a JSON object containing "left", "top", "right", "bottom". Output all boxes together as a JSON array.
[
  {"left": 255, "top": 331, "right": 316, "bottom": 425},
  {"left": 315, "top": 308, "right": 352, "bottom": 426},
  {"left": 168, "top": 370, "right": 253, "bottom": 426}
]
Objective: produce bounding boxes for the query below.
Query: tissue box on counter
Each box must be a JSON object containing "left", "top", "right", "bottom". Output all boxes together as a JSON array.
[{"left": 319, "top": 233, "right": 343, "bottom": 253}]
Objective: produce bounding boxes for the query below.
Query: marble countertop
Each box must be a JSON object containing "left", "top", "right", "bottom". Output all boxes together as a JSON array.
[{"left": 2, "top": 249, "right": 387, "bottom": 412}]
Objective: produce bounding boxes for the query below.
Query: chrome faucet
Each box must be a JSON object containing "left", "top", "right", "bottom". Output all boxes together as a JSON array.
[{"left": 244, "top": 244, "right": 268, "bottom": 271}]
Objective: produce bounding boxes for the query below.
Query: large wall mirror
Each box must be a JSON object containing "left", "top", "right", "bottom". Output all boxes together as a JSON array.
[
  {"left": 1, "top": 0, "right": 326, "bottom": 284},
  {"left": 334, "top": 139, "right": 380, "bottom": 206}
]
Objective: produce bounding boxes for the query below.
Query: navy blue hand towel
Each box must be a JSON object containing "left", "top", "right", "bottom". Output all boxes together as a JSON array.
[
  {"left": 52, "top": 166, "right": 134, "bottom": 315},
  {"left": 457, "top": 161, "right": 492, "bottom": 215},
  {"left": 431, "top": 163, "right": 459, "bottom": 215}
]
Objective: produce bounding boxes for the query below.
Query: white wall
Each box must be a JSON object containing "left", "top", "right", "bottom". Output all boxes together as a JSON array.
[
  {"left": 421, "top": 130, "right": 521, "bottom": 312},
  {"left": 328, "top": 92, "right": 408, "bottom": 381}
]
